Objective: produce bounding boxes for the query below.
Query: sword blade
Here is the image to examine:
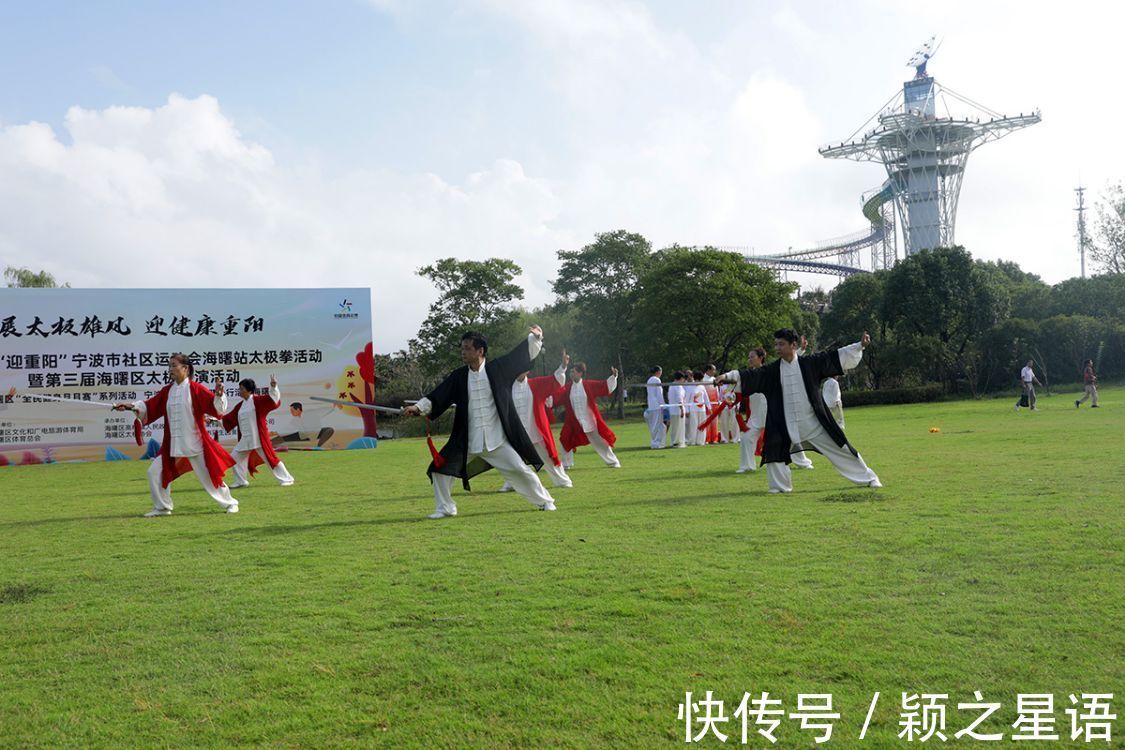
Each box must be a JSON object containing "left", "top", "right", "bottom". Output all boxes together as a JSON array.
[
  {"left": 25, "top": 393, "right": 118, "bottom": 409},
  {"left": 309, "top": 396, "right": 403, "bottom": 415}
]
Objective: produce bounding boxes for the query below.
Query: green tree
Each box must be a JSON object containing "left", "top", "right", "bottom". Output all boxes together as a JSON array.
[
  {"left": 882, "top": 246, "right": 1010, "bottom": 391},
  {"left": 1092, "top": 182, "right": 1125, "bottom": 274},
  {"left": 409, "top": 257, "right": 524, "bottom": 380},
  {"left": 552, "top": 230, "right": 653, "bottom": 417},
  {"left": 632, "top": 246, "right": 799, "bottom": 372},
  {"left": 820, "top": 271, "right": 890, "bottom": 388},
  {"left": 1048, "top": 274, "right": 1125, "bottom": 320},
  {"left": 4, "top": 266, "right": 69, "bottom": 288}
]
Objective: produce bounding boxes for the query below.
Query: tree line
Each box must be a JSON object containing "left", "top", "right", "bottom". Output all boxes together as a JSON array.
[{"left": 379, "top": 233, "right": 1122, "bottom": 408}]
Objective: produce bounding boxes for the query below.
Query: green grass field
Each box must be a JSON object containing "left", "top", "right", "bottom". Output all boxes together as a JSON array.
[{"left": 1, "top": 388, "right": 1121, "bottom": 748}]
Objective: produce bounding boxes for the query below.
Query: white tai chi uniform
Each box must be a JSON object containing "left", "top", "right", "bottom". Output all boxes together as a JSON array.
[
  {"left": 724, "top": 342, "right": 876, "bottom": 492},
  {"left": 561, "top": 374, "right": 621, "bottom": 468},
  {"left": 416, "top": 333, "right": 555, "bottom": 516},
  {"left": 133, "top": 380, "right": 238, "bottom": 513},
  {"left": 736, "top": 390, "right": 813, "bottom": 473},
  {"left": 230, "top": 383, "right": 295, "bottom": 487},
  {"left": 501, "top": 365, "right": 571, "bottom": 490},
  {"left": 684, "top": 383, "right": 702, "bottom": 445},
  {"left": 667, "top": 383, "right": 687, "bottom": 448},
  {"left": 822, "top": 378, "right": 845, "bottom": 429},
  {"left": 644, "top": 375, "right": 667, "bottom": 449},
  {"left": 718, "top": 383, "right": 738, "bottom": 443}
]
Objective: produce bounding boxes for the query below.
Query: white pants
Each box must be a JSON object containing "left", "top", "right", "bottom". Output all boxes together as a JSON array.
[
  {"left": 739, "top": 427, "right": 812, "bottom": 472},
  {"left": 147, "top": 454, "right": 237, "bottom": 512},
  {"left": 685, "top": 411, "right": 701, "bottom": 445},
  {"left": 738, "top": 427, "right": 760, "bottom": 471},
  {"left": 668, "top": 411, "right": 686, "bottom": 447},
  {"left": 562, "top": 430, "right": 621, "bottom": 468},
  {"left": 502, "top": 442, "right": 572, "bottom": 490},
  {"left": 764, "top": 423, "right": 878, "bottom": 493},
  {"left": 644, "top": 409, "right": 667, "bottom": 449},
  {"left": 432, "top": 441, "right": 554, "bottom": 514},
  {"left": 231, "top": 449, "right": 295, "bottom": 486},
  {"left": 719, "top": 408, "right": 738, "bottom": 443}
]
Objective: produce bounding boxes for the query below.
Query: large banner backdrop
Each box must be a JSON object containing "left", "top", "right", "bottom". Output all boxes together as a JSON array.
[{"left": 0, "top": 288, "right": 374, "bottom": 465}]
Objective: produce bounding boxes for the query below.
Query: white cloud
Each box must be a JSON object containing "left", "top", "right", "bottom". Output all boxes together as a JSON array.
[{"left": 0, "top": 95, "right": 572, "bottom": 350}]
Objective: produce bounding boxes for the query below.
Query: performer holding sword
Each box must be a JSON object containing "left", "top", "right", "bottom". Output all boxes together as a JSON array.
[
  {"left": 400, "top": 326, "right": 558, "bottom": 519},
  {"left": 113, "top": 353, "right": 240, "bottom": 517}
]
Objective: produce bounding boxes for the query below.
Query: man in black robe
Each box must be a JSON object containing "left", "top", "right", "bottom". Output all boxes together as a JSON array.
[
  {"left": 718, "top": 328, "right": 881, "bottom": 494},
  {"left": 403, "top": 326, "right": 557, "bottom": 518}
]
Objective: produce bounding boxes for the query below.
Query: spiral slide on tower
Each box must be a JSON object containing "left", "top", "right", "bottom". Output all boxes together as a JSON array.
[{"left": 743, "top": 180, "right": 896, "bottom": 277}]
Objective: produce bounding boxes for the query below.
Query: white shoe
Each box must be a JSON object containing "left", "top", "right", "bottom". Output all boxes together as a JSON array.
[
  {"left": 539, "top": 500, "right": 557, "bottom": 511},
  {"left": 279, "top": 480, "right": 295, "bottom": 487},
  {"left": 143, "top": 508, "right": 171, "bottom": 517},
  {"left": 498, "top": 484, "right": 514, "bottom": 493},
  {"left": 768, "top": 488, "right": 791, "bottom": 494},
  {"left": 228, "top": 481, "right": 249, "bottom": 489},
  {"left": 555, "top": 481, "right": 574, "bottom": 489},
  {"left": 868, "top": 479, "right": 883, "bottom": 488},
  {"left": 225, "top": 503, "right": 240, "bottom": 514},
  {"left": 427, "top": 509, "right": 457, "bottom": 519},
  {"left": 735, "top": 468, "right": 749, "bottom": 474},
  {"left": 609, "top": 463, "right": 621, "bottom": 469}
]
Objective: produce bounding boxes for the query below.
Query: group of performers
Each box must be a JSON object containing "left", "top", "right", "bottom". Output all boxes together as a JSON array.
[
  {"left": 641, "top": 329, "right": 878, "bottom": 493},
  {"left": 401, "top": 328, "right": 621, "bottom": 519},
  {"left": 109, "top": 325, "right": 879, "bottom": 518},
  {"left": 112, "top": 353, "right": 295, "bottom": 517}
]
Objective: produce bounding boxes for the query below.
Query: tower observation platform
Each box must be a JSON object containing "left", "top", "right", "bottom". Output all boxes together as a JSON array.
[
  {"left": 735, "top": 39, "right": 1040, "bottom": 277},
  {"left": 819, "top": 40, "right": 1040, "bottom": 257}
]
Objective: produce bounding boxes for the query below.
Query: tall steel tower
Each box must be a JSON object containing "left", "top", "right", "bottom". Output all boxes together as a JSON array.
[{"left": 820, "top": 39, "right": 1041, "bottom": 256}]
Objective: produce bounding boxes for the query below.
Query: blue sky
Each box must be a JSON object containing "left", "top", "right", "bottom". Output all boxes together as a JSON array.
[{"left": 1, "top": 1, "right": 1119, "bottom": 349}]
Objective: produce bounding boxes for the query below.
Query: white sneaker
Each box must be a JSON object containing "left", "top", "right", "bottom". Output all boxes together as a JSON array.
[
  {"left": 279, "top": 481, "right": 295, "bottom": 487},
  {"left": 225, "top": 503, "right": 240, "bottom": 514},
  {"left": 539, "top": 500, "right": 557, "bottom": 511},
  {"left": 735, "top": 468, "right": 749, "bottom": 474},
  {"left": 498, "top": 484, "right": 514, "bottom": 493},
  {"left": 228, "top": 481, "right": 249, "bottom": 489},
  {"left": 427, "top": 509, "right": 457, "bottom": 519},
  {"left": 868, "top": 479, "right": 883, "bottom": 488},
  {"left": 143, "top": 508, "right": 171, "bottom": 517},
  {"left": 609, "top": 463, "right": 622, "bottom": 469},
  {"left": 555, "top": 481, "right": 574, "bottom": 489},
  {"left": 767, "top": 488, "right": 791, "bottom": 494}
]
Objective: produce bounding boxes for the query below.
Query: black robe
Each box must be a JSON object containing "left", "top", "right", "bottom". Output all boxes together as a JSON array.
[
  {"left": 736, "top": 349, "right": 858, "bottom": 465},
  {"left": 424, "top": 337, "right": 543, "bottom": 490}
]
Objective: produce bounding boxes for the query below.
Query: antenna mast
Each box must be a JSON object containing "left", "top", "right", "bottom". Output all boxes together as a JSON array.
[{"left": 1075, "top": 186, "right": 1088, "bottom": 279}]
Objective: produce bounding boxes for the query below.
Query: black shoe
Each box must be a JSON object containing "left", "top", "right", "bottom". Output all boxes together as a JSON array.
[
  {"left": 1091, "top": 405, "right": 1100, "bottom": 408},
  {"left": 1076, "top": 400, "right": 1081, "bottom": 408}
]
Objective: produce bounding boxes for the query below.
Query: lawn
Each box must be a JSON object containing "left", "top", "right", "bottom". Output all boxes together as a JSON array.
[{"left": 0, "top": 388, "right": 1121, "bottom": 748}]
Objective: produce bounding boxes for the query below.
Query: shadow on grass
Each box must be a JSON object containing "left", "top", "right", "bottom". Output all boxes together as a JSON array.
[
  {"left": 819, "top": 490, "right": 886, "bottom": 503},
  {"left": 0, "top": 512, "right": 146, "bottom": 528},
  {"left": 633, "top": 489, "right": 807, "bottom": 506},
  {"left": 0, "top": 582, "right": 50, "bottom": 604},
  {"left": 218, "top": 506, "right": 545, "bottom": 537}
]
